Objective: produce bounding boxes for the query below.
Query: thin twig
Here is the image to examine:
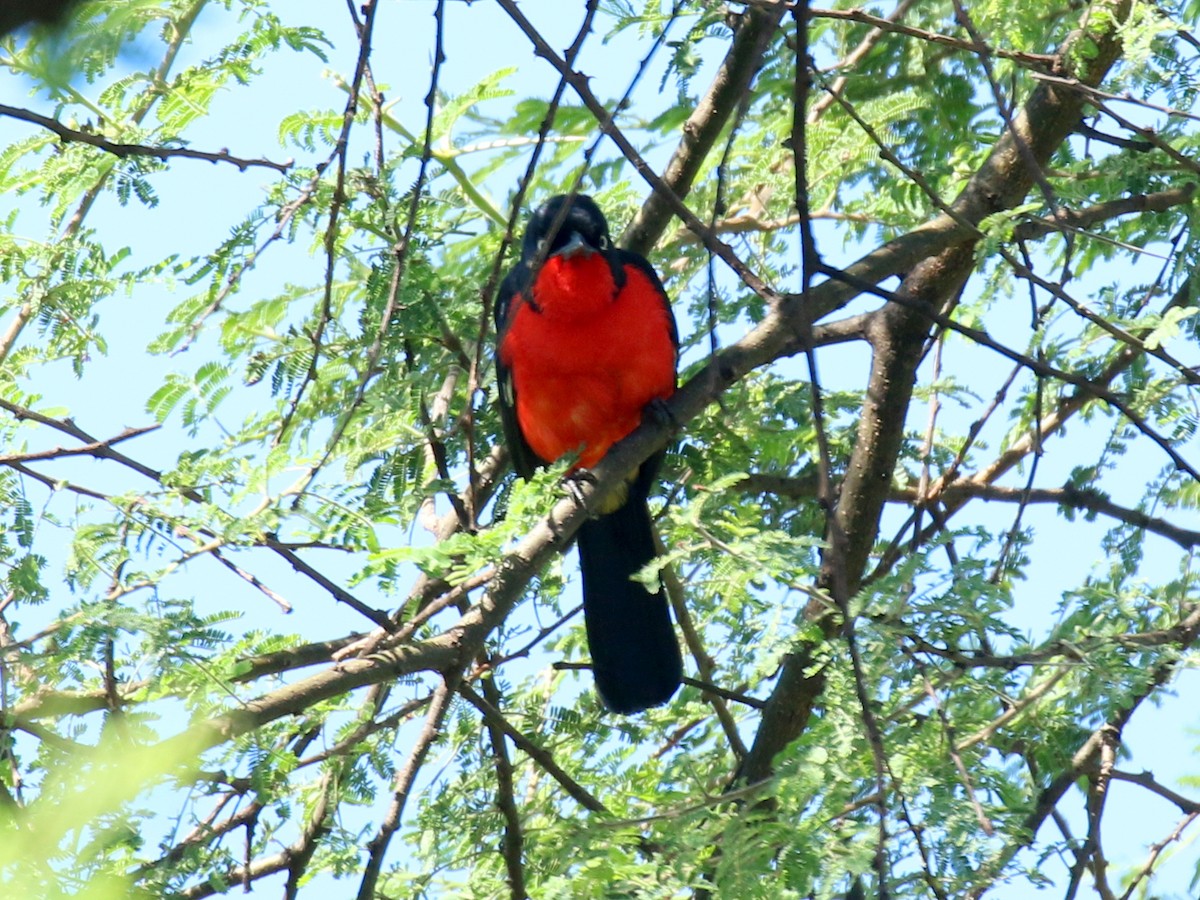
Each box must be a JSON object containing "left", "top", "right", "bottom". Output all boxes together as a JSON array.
[
  {"left": 807, "top": 0, "right": 919, "bottom": 122},
  {"left": 495, "top": 0, "right": 780, "bottom": 303},
  {"left": 810, "top": 6, "right": 1056, "bottom": 70},
  {"left": 1117, "top": 811, "right": 1200, "bottom": 900},
  {"left": 276, "top": 0, "right": 383, "bottom": 443},
  {"left": 210, "top": 549, "right": 293, "bottom": 614},
  {"left": 0, "top": 103, "right": 292, "bottom": 171},
  {"left": 296, "top": 0, "right": 449, "bottom": 499},
  {"left": 1107, "top": 769, "right": 1200, "bottom": 814},
  {"left": 1012, "top": 184, "right": 1197, "bottom": 241},
  {"left": 824, "top": 270, "right": 1200, "bottom": 484},
  {"left": 0, "top": 424, "right": 160, "bottom": 464}
]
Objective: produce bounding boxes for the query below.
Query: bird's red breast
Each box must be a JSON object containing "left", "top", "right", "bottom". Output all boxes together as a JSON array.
[{"left": 498, "top": 252, "right": 676, "bottom": 470}]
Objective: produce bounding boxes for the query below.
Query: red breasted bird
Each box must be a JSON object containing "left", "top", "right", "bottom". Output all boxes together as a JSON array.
[{"left": 494, "top": 194, "right": 683, "bottom": 713}]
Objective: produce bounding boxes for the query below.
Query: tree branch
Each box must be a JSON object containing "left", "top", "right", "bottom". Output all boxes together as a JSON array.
[
  {"left": 1013, "top": 183, "right": 1197, "bottom": 241},
  {"left": 892, "top": 482, "right": 1200, "bottom": 549},
  {"left": 1107, "top": 769, "right": 1200, "bottom": 815},
  {"left": 0, "top": 103, "right": 293, "bottom": 171},
  {"left": 621, "top": 3, "right": 787, "bottom": 253},
  {"left": 480, "top": 676, "right": 529, "bottom": 900},
  {"left": 810, "top": 6, "right": 1057, "bottom": 70},
  {"left": 356, "top": 674, "right": 458, "bottom": 900},
  {"left": 459, "top": 682, "right": 607, "bottom": 815},
  {"left": 738, "top": 0, "right": 1138, "bottom": 786}
]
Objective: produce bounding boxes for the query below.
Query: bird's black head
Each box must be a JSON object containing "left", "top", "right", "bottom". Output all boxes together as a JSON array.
[{"left": 522, "top": 194, "right": 611, "bottom": 261}]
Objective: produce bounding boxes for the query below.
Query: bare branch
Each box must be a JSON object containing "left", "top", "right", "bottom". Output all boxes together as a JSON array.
[
  {"left": 0, "top": 103, "right": 293, "bottom": 172},
  {"left": 209, "top": 549, "right": 293, "bottom": 614},
  {"left": 1107, "top": 769, "right": 1200, "bottom": 815},
  {"left": 0, "top": 424, "right": 160, "bottom": 465},
  {"left": 480, "top": 675, "right": 529, "bottom": 900},
  {"left": 459, "top": 682, "right": 607, "bottom": 815},
  {"left": 1118, "top": 811, "right": 1200, "bottom": 900},
  {"left": 810, "top": 6, "right": 1056, "bottom": 70},
  {"left": 622, "top": 3, "right": 787, "bottom": 254},
  {"left": 270, "top": 544, "right": 391, "bottom": 629},
  {"left": 1013, "top": 183, "right": 1197, "bottom": 241},
  {"left": 891, "top": 482, "right": 1200, "bottom": 549},
  {"left": 1034, "top": 71, "right": 1200, "bottom": 125},
  {"left": 357, "top": 675, "right": 459, "bottom": 900}
]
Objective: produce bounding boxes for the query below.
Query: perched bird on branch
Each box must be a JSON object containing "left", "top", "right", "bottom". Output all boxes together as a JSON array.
[{"left": 495, "top": 194, "right": 683, "bottom": 713}]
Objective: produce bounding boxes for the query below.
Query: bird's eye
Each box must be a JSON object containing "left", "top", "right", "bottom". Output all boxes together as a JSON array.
[{"left": 597, "top": 235, "right": 609, "bottom": 250}]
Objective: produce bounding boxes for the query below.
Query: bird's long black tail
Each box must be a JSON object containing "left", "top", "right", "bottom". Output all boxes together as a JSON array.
[{"left": 576, "top": 486, "right": 682, "bottom": 713}]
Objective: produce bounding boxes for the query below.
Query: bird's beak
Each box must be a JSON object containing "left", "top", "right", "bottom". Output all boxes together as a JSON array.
[{"left": 552, "top": 231, "right": 595, "bottom": 260}]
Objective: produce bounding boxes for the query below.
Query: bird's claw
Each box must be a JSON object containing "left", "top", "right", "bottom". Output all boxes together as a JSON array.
[
  {"left": 562, "top": 469, "right": 597, "bottom": 509},
  {"left": 644, "top": 396, "right": 680, "bottom": 431}
]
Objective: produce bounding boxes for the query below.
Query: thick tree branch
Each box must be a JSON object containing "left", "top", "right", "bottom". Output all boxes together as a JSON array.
[
  {"left": 738, "top": 0, "right": 1138, "bottom": 785},
  {"left": 12, "top": 683, "right": 147, "bottom": 720}
]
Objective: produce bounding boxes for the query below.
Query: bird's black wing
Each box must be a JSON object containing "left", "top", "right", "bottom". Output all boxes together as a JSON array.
[{"left": 494, "top": 263, "right": 542, "bottom": 480}]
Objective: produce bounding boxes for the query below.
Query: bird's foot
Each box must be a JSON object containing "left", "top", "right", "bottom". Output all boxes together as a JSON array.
[
  {"left": 561, "top": 468, "right": 597, "bottom": 510},
  {"left": 644, "top": 396, "right": 680, "bottom": 431}
]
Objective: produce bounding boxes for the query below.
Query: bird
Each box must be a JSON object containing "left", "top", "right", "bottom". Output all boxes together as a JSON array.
[{"left": 494, "top": 193, "right": 684, "bottom": 713}]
